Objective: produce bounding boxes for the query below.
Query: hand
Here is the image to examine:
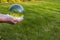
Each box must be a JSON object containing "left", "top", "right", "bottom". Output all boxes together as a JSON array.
[{"left": 0, "top": 14, "right": 24, "bottom": 24}]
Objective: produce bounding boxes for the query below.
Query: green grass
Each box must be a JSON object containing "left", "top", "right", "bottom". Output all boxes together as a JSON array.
[{"left": 0, "top": 1, "right": 60, "bottom": 40}]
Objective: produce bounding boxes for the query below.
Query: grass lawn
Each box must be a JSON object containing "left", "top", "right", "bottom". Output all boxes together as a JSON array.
[{"left": 0, "top": 1, "right": 60, "bottom": 40}]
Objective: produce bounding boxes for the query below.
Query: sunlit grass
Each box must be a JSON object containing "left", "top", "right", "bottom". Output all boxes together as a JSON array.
[{"left": 0, "top": 1, "right": 60, "bottom": 40}]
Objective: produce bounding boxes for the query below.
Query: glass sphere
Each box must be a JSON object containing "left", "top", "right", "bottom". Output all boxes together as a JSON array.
[
  {"left": 9, "top": 4, "right": 24, "bottom": 17},
  {"left": 9, "top": 4, "right": 24, "bottom": 13}
]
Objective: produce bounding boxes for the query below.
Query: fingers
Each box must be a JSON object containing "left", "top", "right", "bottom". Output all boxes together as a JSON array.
[
  {"left": 10, "top": 15, "right": 24, "bottom": 23},
  {"left": 10, "top": 17, "right": 24, "bottom": 24}
]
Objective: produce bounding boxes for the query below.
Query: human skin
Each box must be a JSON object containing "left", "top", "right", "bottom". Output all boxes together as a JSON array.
[
  {"left": 0, "top": 14, "right": 24, "bottom": 24},
  {"left": 0, "top": 17, "right": 18, "bottom": 24}
]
